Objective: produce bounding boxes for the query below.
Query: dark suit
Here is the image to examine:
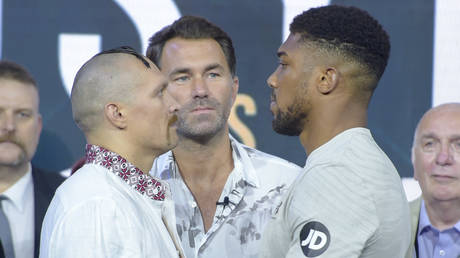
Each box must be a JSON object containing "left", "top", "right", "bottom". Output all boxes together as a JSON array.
[{"left": 31, "top": 166, "right": 66, "bottom": 258}]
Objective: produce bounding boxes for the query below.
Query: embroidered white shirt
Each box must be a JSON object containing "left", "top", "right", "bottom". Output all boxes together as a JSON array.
[
  {"left": 40, "top": 144, "right": 185, "bottom": 258},
  {"left": 150, "top": 135, "right": 301, "bottom": 258}
]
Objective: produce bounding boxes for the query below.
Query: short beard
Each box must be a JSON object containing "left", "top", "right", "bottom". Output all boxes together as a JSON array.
[
  {"left": 272, "top": 99, "right": 307, "bottom": 136},
  {"left": 176, "top": 98, "right": 230, "bottom": 143}
]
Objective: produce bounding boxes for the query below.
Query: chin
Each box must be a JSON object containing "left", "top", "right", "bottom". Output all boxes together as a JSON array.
[{"left": 0, "top": 156, "right": 27, "bottom": 167}]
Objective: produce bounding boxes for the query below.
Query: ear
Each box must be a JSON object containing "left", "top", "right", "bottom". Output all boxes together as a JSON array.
[
  {"left": 231, "top": 76, "right": 239, "bottom": 105},
  {"left": 105, "top": 103, "right": 127, "bottom": 129},
  {"left": 411, "top": 147, "right": 419, "bottom": 181},
  {"left": 37, "top": 113, "right": 43, "bottom": 137},
  {"left": 317, "top": 67, "right": 338, "bottom": 94}
]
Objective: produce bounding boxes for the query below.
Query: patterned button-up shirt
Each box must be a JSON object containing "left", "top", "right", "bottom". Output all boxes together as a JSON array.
[{"left": 150, "top": 136, "right": 301, "bottom": 258}]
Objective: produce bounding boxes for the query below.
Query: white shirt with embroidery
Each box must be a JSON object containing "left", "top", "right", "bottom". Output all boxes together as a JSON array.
[
  {"left": 40, "top": 145, "right": 185, "bottom": 258},
  {"left": 150, "top": 135, "right": 301, "bottom": 258}
]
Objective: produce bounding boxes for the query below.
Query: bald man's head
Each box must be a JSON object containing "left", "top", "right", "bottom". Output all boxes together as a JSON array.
[
  {"left": 71, "top": 46, "right": 156, "bottom": 133},
  {"left": 413, "top": 103, "right": 460, "bottom": 148},
  {"left": 412, "top": 103, "right": 460, "bottom": 204}
]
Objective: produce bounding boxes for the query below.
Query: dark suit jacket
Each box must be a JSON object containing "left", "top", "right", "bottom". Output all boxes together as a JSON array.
[{"left": 31, "top": 166, "right": 65, "bottom": 258}]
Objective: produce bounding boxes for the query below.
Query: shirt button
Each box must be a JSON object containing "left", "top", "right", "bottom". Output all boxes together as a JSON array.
[
  {"left": 439, "top": 250, "right": 445, "bottom": 256},
  {"left": 190, "top": 201, "right": 197, "bottom": 208}
]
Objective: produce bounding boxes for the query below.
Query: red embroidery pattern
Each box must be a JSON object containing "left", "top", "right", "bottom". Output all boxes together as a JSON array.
[{"left": 85, "top": 144, "right": 166, "bottom": 201}]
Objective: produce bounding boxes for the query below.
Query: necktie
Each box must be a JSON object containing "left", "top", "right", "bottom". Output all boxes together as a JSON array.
[{"left": 0, "top": 196, "right": 15, "bottom": 258}]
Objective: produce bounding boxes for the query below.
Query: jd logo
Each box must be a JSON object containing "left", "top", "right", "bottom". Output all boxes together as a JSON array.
[{"left": 299, "top": 221, "right": 330, "bottom": 257}]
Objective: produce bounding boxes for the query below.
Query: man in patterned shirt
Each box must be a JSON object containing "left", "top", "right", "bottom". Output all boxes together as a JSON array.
[
  {"left": 260, "top": 5, "right": 410, "bottom": 257},
  {"left": 39, "top": 47, "right": 185, "bottom": 257},
  {"left": 147, "top": 16, "right": 301, "bottom": 258}
]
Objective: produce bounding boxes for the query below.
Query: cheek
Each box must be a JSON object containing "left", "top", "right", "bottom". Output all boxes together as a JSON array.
[
  {"left": 414, "top": 154, "right": 435, "bottom": 178},
  {"left": 19, "top": 122, "right": 41, "bottom": 152},
  {"left": 168, "top": 84, "right": 190, "bottom": 104}
]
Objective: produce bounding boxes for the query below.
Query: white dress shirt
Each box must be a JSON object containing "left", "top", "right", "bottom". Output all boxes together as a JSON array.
[
  {"left": 40, "top": 144, "right": 185, "bottom": 258},
  {"left": 1, "top": 163, "right": 34, "bottom": 258},
  {"left": 151, "top": 135, "right": 301, "bottom": 258}
]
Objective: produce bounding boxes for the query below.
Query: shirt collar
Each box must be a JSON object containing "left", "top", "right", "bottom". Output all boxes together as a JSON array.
[
  {"left": 418, "top": 200, "right": 433, "bottom": 235},
  {"left": 2, "top": 163, "right": 33, "bottom": 213},
  {"left": 418, "top": 200, "right": 460, "bottom": 234},
  {"left": 153, "top": 134, "right": 260, "bottom": 188},
  {"left": 85, "top": 144, "right": 167, "bottom": 201},
  {"left": 229, "top": 134, "right": 260, "bottom": 188}
]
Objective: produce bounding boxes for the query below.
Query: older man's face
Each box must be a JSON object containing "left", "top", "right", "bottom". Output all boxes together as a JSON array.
[
  {"left": 413, "top": 105, "right": 460, "bottom": 203},
  {"left": 0, "top": 78, "right": 42, "bottom": 168}
]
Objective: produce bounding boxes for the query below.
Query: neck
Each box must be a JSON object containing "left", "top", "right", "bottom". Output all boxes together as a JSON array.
[
  {"left": 0, "top": 162, "right": 29, "bottom": 193},
  {"left": 87, "top": 133, "right": 159, "bottom": 175},
  {"left": 299, "top": 99, "right": 367, "bottom": 155},
  {"left": 173, "top": 128, "right": 234, "bottom": 184},
  {"left": 425, "top": 198, "right": 460, "bottom": 231}
]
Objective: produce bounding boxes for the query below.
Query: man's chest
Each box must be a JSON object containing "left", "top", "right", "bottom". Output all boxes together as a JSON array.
[{"left": 171, "top": 180, "right": 288, "bottom": 257}]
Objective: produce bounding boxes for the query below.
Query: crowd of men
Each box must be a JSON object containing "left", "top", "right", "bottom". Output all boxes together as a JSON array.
[{"left": 0, "top": 5, "right": 458, "bottom": 258}]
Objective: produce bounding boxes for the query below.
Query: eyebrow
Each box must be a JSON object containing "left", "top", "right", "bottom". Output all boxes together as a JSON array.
[
  {"left": 204, "top": 63, "right": 223, "bottom": 72},
  {"left": 169, "top": 63, "right": 224, "bottom": 76},
  {"left": 420, "top": 133, "right": 460, "bottom": 141},
  {"left": 277, "top": 51, "right": 287, "bottom": 58},
  {"left": 169, "top": 68, "right": 191, "bottom": 76},
  {"left": 420, "top": 133, "right": 437, "bottom": 139}
]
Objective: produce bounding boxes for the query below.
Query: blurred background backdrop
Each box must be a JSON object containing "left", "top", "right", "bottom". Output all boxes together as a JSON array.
[{"left": 1, "top": 0, "right": 459, "bottom": 186}]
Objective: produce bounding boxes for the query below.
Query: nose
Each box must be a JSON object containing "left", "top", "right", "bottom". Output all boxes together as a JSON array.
[
  {"left": 267, "top": 71, "right": 277, "bottom": 89},
  {"left": 164, "top": 91, "right": 180, "bottom": 114},
  {"left": 435, "top": 144, "right": 453, "bottom": 166},
  {"left": 0, "top": 112, "right": 16, "bottom": 134},
  {"left": 192, "top": 77, "right": 209, "bottom": 99}
]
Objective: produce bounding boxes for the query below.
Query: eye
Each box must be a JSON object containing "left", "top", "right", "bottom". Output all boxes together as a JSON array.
[
  {"left": 278, "top": 60, "right": 288, "bottom": 68},
  {"left": 453, "top": 140, "right": 460, "bottom": 152},
  {"left": 208, "top": 72, "right": 220, "bottom": 78},
  {"left": 157, "top": 88, "right": 164, "bottom": 97},
  {"left": 422, "top": 140, "right": 436, "bottom": 151},
  {"left": 17, "top": 111, "right": 32, "bottom": 119},
  {"left": 157, "top": 84, "right": 168, "bottom": 97},
  {"left": 173, "top": 75, "right": 190, "bottom": 83}
]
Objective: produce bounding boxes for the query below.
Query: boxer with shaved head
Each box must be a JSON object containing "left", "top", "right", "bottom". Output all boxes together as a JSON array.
[{"left": 40, "top": 46, "right": 185, "bottom": 258}]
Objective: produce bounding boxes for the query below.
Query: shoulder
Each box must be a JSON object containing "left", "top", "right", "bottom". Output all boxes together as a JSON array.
[
  {"left": 31, "top": 165, "right": 66, "bottom": 194},
  {"left": 40, "top": 194, "right": 128, "bottom": 256},
  {"left": 32, "top": 166, "right": 66, "bottom": 184},
  {"left": 235, "top": 141, "right": 302, "bottom": 172},
  {"left": 52, "top": 164, "right": 120, "bottom": 210},
  {"left": 409, "top": 196, "right": 422, "bottom": 214}
]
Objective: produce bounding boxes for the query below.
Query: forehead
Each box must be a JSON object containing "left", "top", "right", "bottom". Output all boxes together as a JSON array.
[
  {"left": 417, "top": 108, "right": 460, "bottom": 138},
  {"left": 0, "top": 78, "right": 39, "bottom": 108},
  {"left": 278, "top": 33, "right": 308, "bottom": 58},
  {"left": 132, "top": 57, "right": 166, "bottom": 86},
  {"left": 160, "top": 37, "right": 229, "bottom": 71}
]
